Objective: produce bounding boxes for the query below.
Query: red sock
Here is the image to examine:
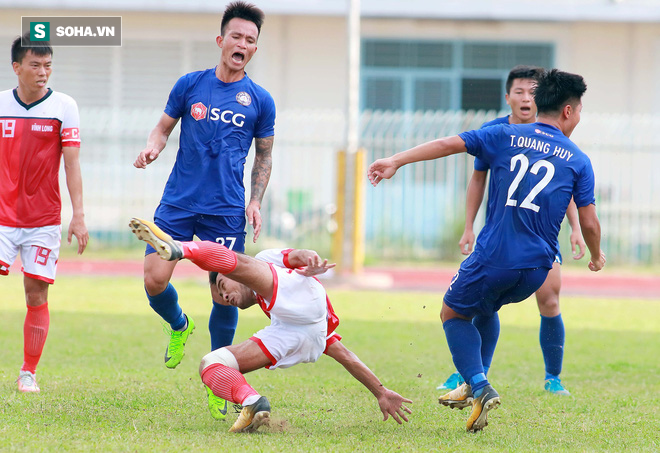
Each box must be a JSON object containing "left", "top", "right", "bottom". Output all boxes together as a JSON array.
[
  {"left": 181, "top": 241, "right": 237, "bottom": 274},
  {"left": 201, "top": 363, "right": 259, "bottom": 405},
  {"left": 23, "top": 303, "right": 50, "bottom": 374}
]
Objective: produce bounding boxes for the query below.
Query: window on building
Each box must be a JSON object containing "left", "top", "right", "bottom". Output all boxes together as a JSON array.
[{"left": 362, "top": 39, "right": 554, "bottom": 112}]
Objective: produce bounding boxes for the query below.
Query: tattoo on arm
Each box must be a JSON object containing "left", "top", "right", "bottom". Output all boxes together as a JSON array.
[{"left": 251, "top": 136, "right": 274, "bottom": 204}]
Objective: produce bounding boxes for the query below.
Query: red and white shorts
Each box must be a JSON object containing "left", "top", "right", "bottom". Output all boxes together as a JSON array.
[
  {"left": 250, "top": 317, "right": 328, "bottom": 370},
  {"left": 0, "top": 225, "right": 61, "bottom": 284}
]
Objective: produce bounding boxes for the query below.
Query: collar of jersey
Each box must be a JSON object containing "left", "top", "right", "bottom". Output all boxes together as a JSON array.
[{"left": 13, "top": 88, "right": 53, "bottom": 110}]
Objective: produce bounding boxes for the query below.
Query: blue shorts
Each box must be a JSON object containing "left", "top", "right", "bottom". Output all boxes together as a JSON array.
[
  {"left": 443, "top": 253, "right": 550, "bottom": 318},
  {"left": 146, "top": 203, "right": 246, "bottom": 255},
  {"left": 555, "top": 251, "right": 562, "bottom": 264}
]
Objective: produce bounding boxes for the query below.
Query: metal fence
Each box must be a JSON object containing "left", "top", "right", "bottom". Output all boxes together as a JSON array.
[{"left": 60, "top": 108, "right": 660, "bottom": 266}]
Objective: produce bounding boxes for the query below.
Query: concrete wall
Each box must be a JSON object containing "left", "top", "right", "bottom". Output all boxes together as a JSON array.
[{"left": 0, "top": 8, "right": 658, "bottom": 114}]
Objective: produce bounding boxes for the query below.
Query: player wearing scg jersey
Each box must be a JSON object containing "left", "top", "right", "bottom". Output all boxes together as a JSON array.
[
  {"left": 0, "top": 33, "right": 89, "bottom": 393},
  {"left": 438, "top": 66, "right": 585, "bottom": 396},
  {"left": 368, "top": 69, "right": 605, "bottom": 433},
  {"left": 133, "top": 1, "right": 275, "bottom": 419},
  {"left": 128, "top": 218, "right": 412, "bottom": 433}
]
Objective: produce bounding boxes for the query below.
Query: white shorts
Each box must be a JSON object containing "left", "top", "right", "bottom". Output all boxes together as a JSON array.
[
  {"left": 0, "top": 225, "right": 61, "bottom": 283},
  {"left": 251, "top": 317, "right": 327, "bottom": 370}
]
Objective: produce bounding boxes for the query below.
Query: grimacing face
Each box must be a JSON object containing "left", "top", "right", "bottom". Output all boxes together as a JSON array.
[
  {"left": 506, "top": 78, "right": 537, "bottom": 124},
  {"left": 218, "top": 17, "right": 258, "bottom": 73},
  {"left": 215, "top": 274, "right": 255, "bottom": 309}
]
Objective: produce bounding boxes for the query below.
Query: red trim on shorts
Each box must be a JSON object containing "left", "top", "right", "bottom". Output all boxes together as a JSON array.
[
  {"left": 323, "top": 332, "right": 342, "bottom": 354},
  {"left": 281, "top": 248, "right": 294, "bottom": 268},
  {"left": 0, "top": 259, "right": 10, "bottom": 275},
  {"left": 22, "top": 269, "right": 54, "bottom": 284},
  {"left": 249, "top": 336, "right": 277, "bottom": 368}
]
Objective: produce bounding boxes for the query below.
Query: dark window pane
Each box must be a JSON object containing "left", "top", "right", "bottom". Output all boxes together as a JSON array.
[
  {"left": 413, "top": 42, "right": 453, "bottom": 68},
  {"left": 510, "top": 45, "right": 553, "bottom": 68},
  {"left": 414, "top": 79, "right": 451, "bottom": 111},
  {"left": 461, "top": 78, "right": 502, "bottom": 111},
  {"left": 463, "top": 43, "right": 505, "bottom": 69},
  {"left": 364, "top": 78, "right": 403, "bottom": 110},
  {"left": 364, "top": 41, "right": 406, "bottom": 67},
  {"left": 464, "top": 43, "right": 553, "bottom": 70}
]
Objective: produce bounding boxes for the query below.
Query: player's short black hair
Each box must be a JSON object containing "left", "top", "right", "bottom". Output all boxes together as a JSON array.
[
  {"left": 11, "top": 31, "right": 52, "bottom": 64},
  {"left": 221, "top": 1, "right": 265, "bottom": 36},
  {"left": 505, "top": 65, "right": 543, "bottom": 94},
  {"left": 534, "top": 69, "right": 587, "bottom": 115}
]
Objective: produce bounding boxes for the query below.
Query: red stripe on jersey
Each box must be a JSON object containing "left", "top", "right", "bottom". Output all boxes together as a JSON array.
[
  {"left": 281, "top": 248, "right": 294, "bottom": 268},
  {"left": 0, "top": 117, "right": 64, "bottom": 227},
  {"left": 257, "top": 263, "right": 279, "bottom": 313}
]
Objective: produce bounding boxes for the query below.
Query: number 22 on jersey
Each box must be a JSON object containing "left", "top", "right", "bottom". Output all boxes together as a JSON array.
[{"left": 505, "top": 154, "right": 555, "bottom": 212}]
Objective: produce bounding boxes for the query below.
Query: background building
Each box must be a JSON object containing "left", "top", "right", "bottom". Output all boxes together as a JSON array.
[{"left": 1, "top": 0, "right": 659, "bottom": 265}]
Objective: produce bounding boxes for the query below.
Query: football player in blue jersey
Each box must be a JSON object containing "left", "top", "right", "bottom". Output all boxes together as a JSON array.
[
  {"left": 133, "top": 1, "right": 275, "bottom": 420},
  {"left": 437, "top": 65, "right": 586, "bottom": 396},
  {"left": 367, "top": 69, "right": 605, "bottom": 432}
]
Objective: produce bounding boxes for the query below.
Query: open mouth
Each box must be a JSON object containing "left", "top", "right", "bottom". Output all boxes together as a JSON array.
[{"left": 232, "top": 52, "right": 245, "bottom": 64}]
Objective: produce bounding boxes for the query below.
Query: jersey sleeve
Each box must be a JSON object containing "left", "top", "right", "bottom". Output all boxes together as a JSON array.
[
  {"left": 163, "top": 75, "right": 189, "bottom": 119},
  {"left": 254, "top": 91, "right": 276, "bottom": 138},
  {"left": 254, "top": 248, "right": 294, "bottom": 268},
  {"left": 573, "top": 157, "right": 596, "bottom": 208},
  {"left": 60, "top": 96, "right": 81, "bottom": 148},
  {"left": 459, "top": 126, "right": 504, "bottom": 165},
  {"left": 473, "top": 156, "right": 489, "bottom": 171}
]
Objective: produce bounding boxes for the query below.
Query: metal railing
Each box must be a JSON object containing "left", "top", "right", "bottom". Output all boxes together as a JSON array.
[{"left": 59, "top": 108, "right": 660, "bottom": 266}]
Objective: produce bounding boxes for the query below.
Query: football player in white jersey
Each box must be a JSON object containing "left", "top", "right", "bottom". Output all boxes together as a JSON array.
[
  {"left": 0, "top": 32, "right": 88, "bottom": 393},
  {"left": 128, "top": 217, "right": 412, "bottom": 433}
]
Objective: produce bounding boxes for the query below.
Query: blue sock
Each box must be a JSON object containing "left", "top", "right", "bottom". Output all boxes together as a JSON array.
[
  {"left": 540, "top": 314, "right": 565, "bottom": 380},
  {"left": 473, "top": 313, "right": 500, "bottom": 373},
  {"left": 209, "top": 301, "right": 239, "bottom": 350},
  {"left": 443, "top": 318, "right": 489, "bottom": 394},
  {"left": 147, "top": 283, "right": 186, "bottom": 331}
]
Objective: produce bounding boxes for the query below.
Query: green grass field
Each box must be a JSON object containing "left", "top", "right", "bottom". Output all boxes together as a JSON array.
[{"left": 1, "top": 273, "right": 659, "bottom": 452}]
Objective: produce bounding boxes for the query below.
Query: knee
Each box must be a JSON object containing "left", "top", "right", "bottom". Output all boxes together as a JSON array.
[
  {"left": 537, "top": 296, "right": 560, "bottom": 317},
  {"left": 144, "top": 272, "right": 169, "bottom": 296},
  {"left": 199, "top": 347, "right": 239, "bottom": 377},
  {"left": 25, "top": 292, "right": 47, "bottom": 307}
]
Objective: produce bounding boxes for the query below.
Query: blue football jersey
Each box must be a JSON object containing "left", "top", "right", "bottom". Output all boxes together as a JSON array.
[
  {"left": 160, "top": 69, "right": 276, "bottom": 215},
  {"left": 474, "top": 115, "right": 509, "bottom": 171},
  {"left": 459, "top": 122, "right": 596, "bottom": 269}
]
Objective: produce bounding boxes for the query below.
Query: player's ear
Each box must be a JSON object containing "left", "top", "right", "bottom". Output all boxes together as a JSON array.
[{"left": 216, "top": 35, "right": 223, "bottom": 49}]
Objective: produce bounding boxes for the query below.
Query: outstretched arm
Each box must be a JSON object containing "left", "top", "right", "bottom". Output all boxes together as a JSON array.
[
  {"left": 325, "top": 341, "right": 412, "bottom": 424},
  {"left": 368, "top": 135, "right": 467, "bottom": 186},
  {"left": 286, "top": 249, "right": 336, "bottom": 276}
]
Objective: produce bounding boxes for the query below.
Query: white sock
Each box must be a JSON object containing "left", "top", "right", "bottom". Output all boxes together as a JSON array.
[{"left": 242, "top": 394, "right": 261, "bottom": 406}]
